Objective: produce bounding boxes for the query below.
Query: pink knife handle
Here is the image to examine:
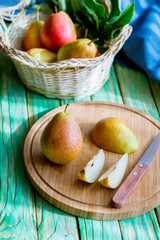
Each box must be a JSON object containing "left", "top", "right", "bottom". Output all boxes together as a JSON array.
[{"left": 111, "top": 162, "right": 149, "bottom": 208}]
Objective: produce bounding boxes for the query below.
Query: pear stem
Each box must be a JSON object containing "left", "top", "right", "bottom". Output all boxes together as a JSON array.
[
  {"left": 36, "top": 5, "right": 40, "bottom": 22},
  {"left": 64, "top": 104, "right": 69, "bottom": 113},
  {"left": 54, "top": 5, "right": 58, "bottom": 13},
  {"left": 88, "top": 38, "right": 99, "bottom": 45},
  {"left": 84, "top": 29, "right": 88, "bottom": 38}
]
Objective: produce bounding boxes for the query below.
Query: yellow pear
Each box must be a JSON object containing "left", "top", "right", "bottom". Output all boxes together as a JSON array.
[
  {"left": 77, "top": 149, "right": 105, "bottom": 183},
  {"left": 91, "top": 117, "right": 139, "bottom": 154},
  {"left": 40, "top": 105, "right": 83, "bottom": 165},
  {"left": 23, "top": 8, "right": 44, "bottom": 51},
  {"left": 23, "top": 20, "right": 44, "bottom": 51},
  {"left": 98, "top": 153, "right": 128, "bottom": 189},
  {"left": 27, "top": 48, "right": 57, "bottom": 63},
  {"left": 57, "top": 38, "right": 97, "bottom": 61}
]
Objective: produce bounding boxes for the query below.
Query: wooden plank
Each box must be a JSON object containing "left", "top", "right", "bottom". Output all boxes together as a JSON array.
[
  {"left": 91, "top": 66, "right": 123, "bottom": 103},
  {"left": 35, "top": 196, "right": 80, "bottom": 240},
  {"left": 78, "top": 218, "right": 122, "bottom": 240},
  {"left": 114, "top": 63, "right": 159, "bottom": 121},
  {"left": 120, "top": 212, "right": 160, "bottom": 240},
  {"left": 0, "top": 53, "right": 38, "bottom": 239},
  {"left": 148, "top": 78, "right": 160, "bottom": 116},
  {"left": 114, "top": 62, "right": 160, "bottom": 239},
  {"left": 156, "top": 206, "right": 160, "bottom": 224},
  {"left": 26, "top": 90, "right": 81, "bottom": 240}
]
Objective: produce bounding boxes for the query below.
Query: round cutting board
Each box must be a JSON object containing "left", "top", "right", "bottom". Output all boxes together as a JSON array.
[{"left": 24, "top": 101, "right": 160, "bottom": 220}]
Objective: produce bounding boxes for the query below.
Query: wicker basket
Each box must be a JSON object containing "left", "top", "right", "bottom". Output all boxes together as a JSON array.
[
  {"left": 0, "top": 0, "right": 30, "bottom": 21},
  {"left": 0, "top": 11, "right": 132, "bottom": 99}
]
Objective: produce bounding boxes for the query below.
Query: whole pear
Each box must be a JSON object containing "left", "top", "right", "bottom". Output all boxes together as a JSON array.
[
  {"left": 91, "top": 117, "right": 139, "bottom": 154},
  {"left": 40, "top": 105, "right": 83, "bottom": 165},
  {"left": 27, "top": 48, "right": 57, "bottom": 63},
  {"left": 40, "top": 11, "right": 77, "bottom": 52},
  {"left": 23, "top": 20, "right": 44, "bottom": 51},
  {"left": 57, "top": 38, "right": 97, "bottom": 61}
]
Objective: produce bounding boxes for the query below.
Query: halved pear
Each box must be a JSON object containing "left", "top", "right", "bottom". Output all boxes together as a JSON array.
[
  {"left": 77, "top": 149, "right": 105, "bottom": 183},
  {"left": 98, "top": 153, "right": 128, "bottom": 189}
]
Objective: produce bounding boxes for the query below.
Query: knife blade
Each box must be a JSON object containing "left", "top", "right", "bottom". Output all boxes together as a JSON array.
[{"left": 111, "top": 133, "right": 160, "bottom": 209}]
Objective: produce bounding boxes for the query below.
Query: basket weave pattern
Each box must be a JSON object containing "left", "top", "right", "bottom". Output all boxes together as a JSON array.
[
  {"left": 0, "top": 0, "right": 30, "bottom": 21},
  {"left": 0, "top": 12, "right": 132, "bottom": 98}
]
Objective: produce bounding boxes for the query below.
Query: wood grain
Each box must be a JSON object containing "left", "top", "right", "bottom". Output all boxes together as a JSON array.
[
  {"left": 78, "top": 218, "right": 122, "bottom": 240},
  {"left": 148, "top": 78, "right": 160, "bottom": 116},
  {"left": 0, "top": 54, "right": 38, "bottom": 239},
  {"left": 24, "top": 101, "right": 160, "bottom": 220},
  {"left": 114, "top": 63, "right": 160, "bottom": 121}
]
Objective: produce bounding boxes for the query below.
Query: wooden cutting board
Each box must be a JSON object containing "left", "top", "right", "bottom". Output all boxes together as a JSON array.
[{"left": 23, "top": 101, "right": 160, "bottom": 220}]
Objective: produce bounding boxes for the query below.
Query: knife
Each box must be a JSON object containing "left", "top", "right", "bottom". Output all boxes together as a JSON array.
[{"left": 111, "top": 133, "right": 160, "bottom": 209}]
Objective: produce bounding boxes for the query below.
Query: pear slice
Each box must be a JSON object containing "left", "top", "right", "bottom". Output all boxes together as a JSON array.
[
  {"left": 98, "top": 153, "right": 128, "bottom": 189},
  {"left": 77, "top": 149, "right": 105, "bottom": 183}
]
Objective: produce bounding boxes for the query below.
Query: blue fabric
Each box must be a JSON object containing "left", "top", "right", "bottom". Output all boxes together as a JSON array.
[
  {"left": 0, "top": 0, "right": 160, "bottom": 82},
  {"left": 117, "top": 0, "right": 160, "bottom": 82},
  {"left": 0, "top": 0, "right": 20, "bottom": 8}
]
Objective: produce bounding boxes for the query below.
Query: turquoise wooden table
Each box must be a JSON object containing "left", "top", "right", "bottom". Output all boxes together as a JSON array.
[{"left": 0, "top": 51, "right": 160, "bottom": 239}]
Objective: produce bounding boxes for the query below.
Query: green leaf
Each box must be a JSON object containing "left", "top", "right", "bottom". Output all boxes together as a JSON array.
[
  {"left": 43, "top": 0, "right": 57, "bottom": 11},
  {"left": 100, "top": 2, "right": 135, "bottom": 40},
  {"left": 83, "top": 0, "right": 106, "bottom": 20},
  {"left": 71, "top": 0, "right": 97, "bottom": 25},
  {"left": 57, "top": 0, "right": 66, "bottom": 11},
  {"left": 111, "top": 2, "right": 135, "bottom": 29},
  {"left": 71, "top": 0, "right": 84, "bottom": 13},
  {"left": 109, "top": 0, "right": 121, "bottom": 18},
  {"left": 63, "top": 0, "right": 75, "bottom": 20},
  {"left": 25, "top": 3, "right": 53, "bottom": 14},
  {"left": 71, "top": 0, "right": 106, "bottom": 28}
]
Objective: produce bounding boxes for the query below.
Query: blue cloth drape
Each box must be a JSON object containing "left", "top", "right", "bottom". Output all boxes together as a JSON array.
[{"left": 117, "top": 0, "right": 160, "bottom": 82}]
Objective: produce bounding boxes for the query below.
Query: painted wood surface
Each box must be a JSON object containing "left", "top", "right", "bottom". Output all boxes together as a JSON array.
[
  {"left": 0, "top": 52, "right": 160, "bottom": 239},
  {"left": 0, "top": 53, "right": 37, "bottom": 239}
]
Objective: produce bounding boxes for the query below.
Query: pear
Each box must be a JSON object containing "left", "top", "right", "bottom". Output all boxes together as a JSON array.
[
  {"left": 23, "top": 8, "right": 44, "bottom": 51},
  {"left": 40, "top": 11, "right": 77, "bottom": 52},
  {"left": 98, "top": 153, "right": 128, "bottom": 189},
  {"left": 57, "top": 38, "right": 97, "bottom": 61},
  {"left": 77, "top": 149, "right": 105, "bottom": 183},
  {"left": 27, "top": 48, "right": 57, "bottom": 63},
  {"left": 91, "top": 117, "right": 139, "bottom": 154},
  {"left": 40, "top": 104, "right": 83, "bottom": 165}
]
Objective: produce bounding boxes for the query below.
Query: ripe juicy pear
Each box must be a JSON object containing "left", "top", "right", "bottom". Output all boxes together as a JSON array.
[
  {"left": 40, "top": 11, "right": 77, "bottom": 52},
  {"left": 40, "top": 105, "right": 83, "bottom": 165},
  {"left": 23, "top": 20, "right": 44, "bottom": 51},
  {"left": 91, "top": 117, "right": 139, "bottom": 154},
  {"left": 77, "top": 149, "right": 105, "bottom": 183},
  {"left": 27, "top": 48, "right": 57, "bottom": 63},
  {"left": 98, "top": 153, "right": 128, "bottom": 189},
  {"left": 57, "top": 38, "right": 97, "bottom": 61}
]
